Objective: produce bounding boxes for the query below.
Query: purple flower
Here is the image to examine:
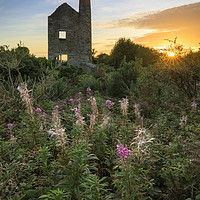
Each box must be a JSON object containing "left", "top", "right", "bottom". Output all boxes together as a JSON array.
[
  {"left": 117, "top": 144, "right": 131, "bottom": 159},
  {"left": 78, "top": 92, "right": 82, "bottom": 95},
  {"left": 8, "top": 123, "right": 13, "bottom": 128},
  {"left": 75, "top": 108, "right": 80, "bottom": 114},
  {"left": 54, "top": 105, "right": 59, "bottom": 109},
  {"left": 91, "top": 103, "right": 94, "bottom": 106},
  {"left": 69, "top": 99, "right": 73, "bottom": 102},
  {"left": 41, "top": 113, "right": 46, "bottom": 118},
  {"left": 87, "top": 88, "right": 91, "bottom": 92},
  {"left": 106, "top": 100, "right": 111, "bottom": 105},
  {"left": 35, "top": 108, "right": 42, "bottom": 113},
  {"left": 106, "top": 100, "right": 115, "bottom": 107}
]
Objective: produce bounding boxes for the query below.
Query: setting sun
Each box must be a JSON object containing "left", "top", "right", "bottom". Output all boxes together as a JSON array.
[{"left": 168, "top": 52, "right": 175, "bottom": 57}]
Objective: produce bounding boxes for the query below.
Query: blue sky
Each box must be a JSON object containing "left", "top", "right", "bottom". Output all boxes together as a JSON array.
[{"left": 0, "top": 0, "right": 199, "bottom": 57}]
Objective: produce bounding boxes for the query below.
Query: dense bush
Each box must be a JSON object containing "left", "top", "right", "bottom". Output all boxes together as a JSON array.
[{"left": 0, "top": 45, "right": 54, "bottom": 82}]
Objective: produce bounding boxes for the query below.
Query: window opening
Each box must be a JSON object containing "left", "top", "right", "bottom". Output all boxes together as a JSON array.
[
  {"left": 59, "top": 31, "right": 67, "bottom": 39},
  {"left": 59, "top": 54, "right": 68, "bottom": 63}
]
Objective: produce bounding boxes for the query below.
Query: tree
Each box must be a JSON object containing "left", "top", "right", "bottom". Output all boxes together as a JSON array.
[
  {"left": 110, "top": 38, "right": 160, "bottom": 68},
  {"left": 110, "top": 38, "right": 139, "bottom": 67}
]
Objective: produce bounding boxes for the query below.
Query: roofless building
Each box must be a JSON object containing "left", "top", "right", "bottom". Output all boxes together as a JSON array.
[{"left": 48, "top": 0, "right": 92, "bottom": 68}]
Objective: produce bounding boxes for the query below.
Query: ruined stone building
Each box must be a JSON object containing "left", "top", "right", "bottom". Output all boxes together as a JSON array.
[{"left": 48, "top": 0, "right": 92, "bottom": 68}]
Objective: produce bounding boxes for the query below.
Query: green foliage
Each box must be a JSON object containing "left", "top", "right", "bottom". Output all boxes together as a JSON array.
[
  {"left": 58, "top": 65, "right": 84, "bottom": 83},
  {"left": 0, "top": 45, "right": 54, "bottom": 82},
  {"left": 39, "top": 189, "right": 70, "bottom": 200},
  {"left": 96, "top": 53, "right": 111, "bottom": 65},
  {"left": 109, "top": 38, "right": 160, "bottom": 68},
  {"left": 82, "top": 175, "right": 112, "bottom": 200},
  {"left": 106, "top": 71, "right": 126, "bottom": 97},
  {"left": 79, "top": 74, "right": 105, "bottom": 93},
  {"left": 0, "top": 41, "right": 200, "bottom": 200}
]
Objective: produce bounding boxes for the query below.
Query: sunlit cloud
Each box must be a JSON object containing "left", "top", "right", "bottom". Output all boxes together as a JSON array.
[
  {"left": 95, "top": 2, "right": 200, "bottom": 30},
  {"left": 93, "top": 2, "right": 200, "bottom": 53}
]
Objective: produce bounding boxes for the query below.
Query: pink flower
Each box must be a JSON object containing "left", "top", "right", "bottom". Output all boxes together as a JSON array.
[
  {"left": 41, "top": 113, "right": 46, "bottom": 118},
  {"left": 35, "top": 108, "right": 42, "bottom": 113},
  {"left": 117, "top": 144, "right": 131, "bottom": 159},
  {"left": 75, "top": 108, "right": 80, "bottom": 114},
  {"left": 54, "top": 105, "right": 59, "bottom": 109},
  {"left": 106, "top": 100, "right": 114, "bottom": 106},
  {"left": 87, "top": 88, "right": 91, "bottom": 92},
  {"left": 8, "top": 123, "right": 13, "bottom": 128},
  {"left": 69, "top": 99, "right": 73, "bottom": 102},
  {"left": 106, "top": 100, "right": 111, "bottom": 105}
]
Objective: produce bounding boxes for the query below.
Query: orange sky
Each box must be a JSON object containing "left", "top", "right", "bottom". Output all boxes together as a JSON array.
[{"left": 94, "top": 2, "right": 200, "bottom": 55}]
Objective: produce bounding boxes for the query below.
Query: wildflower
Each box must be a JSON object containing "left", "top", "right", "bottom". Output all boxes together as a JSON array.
[
  {"left": 106, "top": 100, "right": 115, "bottom": 109},
  {"left": 74, "top": 107, "right": 80, "bottom": 114},
  {"left": 119, "top": 98, "right": 129, "bottom": 117},
  {"left": 89, "top": 114, "right": 96, "bottom": 130},
  {"left": 117, "top": 144, "right": 131, "bottom": 159},
  {"left": 35, "top": 108, "right": 42, "bottom": 113},
  {"left": 74, "top": 107, "right": 84, "bottom": 127},
  {"left": 106, "top": 100, "right": 111, "bottom": 105},
  {"left": 54, "top": 105, "right": 59, "bottom": 109},
  {"left": 87, "top": 87, "right": 91, "bottom": 92},
  {"left": 76, "top": 115, "right": 85, "bottom": 127},
  {"left": 89, "top": 97, "right": 98, "bottom": 116},
  {"left": 10, "top": 135, "right": 17, "bottom": 143},
  {"left": 191, "top": 99, "right": 197, "bottom": 111},
  {"left": 8, "top": 123, "right": 13, "bottom": 129},
  {"left": 40, "top": 114, "right": 46, "bottom": 118},
  {"left": 69, "top": 99, "right": 73, "bottom": 102},
  {"left": 17, "top": 82, "right": 34, "bottom": 116},
  {"left": 180, "top": 116, "right": 187, "bottom": 128},
  {"left": 101, "top": 114, "right": 110, "bottom": 129},
  {"left": 134, "top": 103, "right": 140, "bottom": 118},
  {"left": 48, "top": 107, "right": 66, "bottom": 148},
  {"left": 78, "top": 92, "right": 82, "bottom": 95},
  {"left": 133, "top": 128, "right": 155, "bottom": 153}
]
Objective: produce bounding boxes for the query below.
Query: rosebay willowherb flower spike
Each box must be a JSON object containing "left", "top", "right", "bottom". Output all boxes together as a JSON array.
[
  {"left": 89, "top": 114, "right": 96, "bottom": 130},
  {"left": 133, "top": 128, "right": 155, "bottom": 153},
  {"left": 48, "top": 106, "right": 66, "bottom": 149},
  {"left": 134, "top": 103, "right": 141, "bottom": 118},
  {"left": 117, "top": 143, "right": 131, "bottom": 159},
  {"left": 191, "top": 98, "right": 197, "bottom": 111},
  {"left": 89, "top": 97, "right": 98, "bottom": 116},
  {"left": 179, "top": 116, "right": 187, "bottom": 128},
  {"left": 106, "top": 100, "right": 115, "bottom": 109},
  {"left": 119, "top": 98, "right": 129, "bottom": 117},
  {"left": 101, "top": 114, "right": 110, "bottom": 129},
  {"left": 74, "top": 107, "right": 85, "bottom": 128},
  {"left": 17, "top": 82, "right": 34, "bottom": 116}
]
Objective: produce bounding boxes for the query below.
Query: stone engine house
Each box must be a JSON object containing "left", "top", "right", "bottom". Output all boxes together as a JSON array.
[{"left": 48, "top": 0, "right": 92, "bottom": 67}]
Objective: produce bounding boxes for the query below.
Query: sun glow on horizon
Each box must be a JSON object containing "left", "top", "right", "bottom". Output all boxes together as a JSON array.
[{"left": 168, "top": 52, "right": 175, "bottom": 57}]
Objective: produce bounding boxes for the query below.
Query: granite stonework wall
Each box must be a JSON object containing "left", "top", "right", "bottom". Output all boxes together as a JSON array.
[{"left": 48, "top": 0, "right": 95, "bottom": 72}]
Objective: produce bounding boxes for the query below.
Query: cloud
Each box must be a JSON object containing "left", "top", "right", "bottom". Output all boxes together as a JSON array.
[
  {"left": 95, "top": 2, "right": 200, "bottom": 30},
  {"left": 133, "top": 2, "right": 200, "bottom": 31},
  {"left": 94, "top": 2, "right": 200, "bottom": 50}
]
